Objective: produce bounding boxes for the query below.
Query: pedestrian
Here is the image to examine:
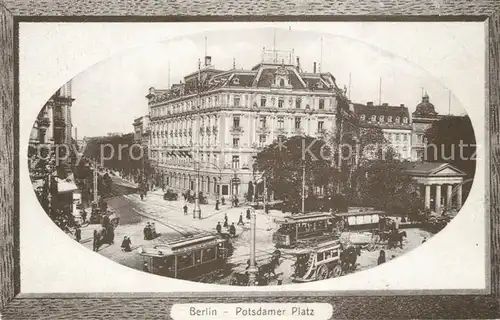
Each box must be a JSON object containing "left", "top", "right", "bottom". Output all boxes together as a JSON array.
[
  {"left": 144, "top": 223, "right": 151, "bottom": 240},
  {"left": 422, "top": 237, "right": 427, "bottom": 244},
  {"left": 75, "top": 227, "right": 81, "bottom": 242},
  {"left": 80, "top": 210, "right": 87, "bottom": 223},
  {"left": 229, "top": 223, "right": 236, "bottom": 237},
  {"left": 276, "top": 273, "right": 283, "bottom": 286},
  {"left": 216, "top": 222, "right": 222, "bottom": 234},
  {"left": 377, "top": 250, "right": 386, "bottom": 265},
  {"left": 215, "top": 199, "right": 220, "bottom": 211},
  {"left": 183, "top": 204, "right": 188, "bottom": 215},
  {"left": 140, "top": 192, "right": 144, "bottom": 201},
  {"left": 143, "top": 262, "right": 149, "bottom": 272},
  {"left": 221, "top": 197, "right": 225, "bottom": 205},
  {"left": 237, "top": 213, "right": 244, "bottom": 225},
  {"left": 121, "top": 236, "right": 132, "bottom": 252},
  {"left": 246, "top": 208, "right": 251, "bottom": 220},
  {"left": 223, "top": 214, "right": 229, "bottom": 228},
  {"left": 264, "top": 204, "right": 269, "bottom": 214},
  {"left": 151, "top": 223, "right": 157, "bottom": 238}
]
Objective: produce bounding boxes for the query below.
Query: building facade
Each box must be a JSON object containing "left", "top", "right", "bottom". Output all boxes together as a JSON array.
[
  {"left": 411, "top": 93, "right": 442, "bottom": 161},
  {"left": 146, "top": 51, "right": 351, "bottom": 199},
  {"left": 29, "top": 81, "right": 75, "bottom": 153},
  {"left": 352, "top": 101, "right": 412, "bottom": 160}
]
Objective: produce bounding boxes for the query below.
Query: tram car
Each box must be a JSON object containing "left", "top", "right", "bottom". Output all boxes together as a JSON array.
[
  {"left": 272, "top": 212, "right": 336, "bottom": 248},
  {"left": 291, "top": 240, "right": 343, "bottom": 282},
  {"left": 138, "top": 233, "right": 233, "bottom": 282},
  {"left": 334, "top": 208, "right": 384, "bottom": 232}
]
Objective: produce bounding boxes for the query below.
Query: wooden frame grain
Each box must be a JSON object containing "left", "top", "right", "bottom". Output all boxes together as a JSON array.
[{"left": 0, "top": 1, "right": 499, "bottom": 319}]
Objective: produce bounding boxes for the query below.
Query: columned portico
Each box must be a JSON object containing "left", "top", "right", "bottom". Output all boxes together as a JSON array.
[{"left": 404, "top": 163, "right": 467, "bottom": 213}]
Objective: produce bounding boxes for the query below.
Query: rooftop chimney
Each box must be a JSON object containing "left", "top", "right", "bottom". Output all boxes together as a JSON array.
[
  {"left": 204, "top": 56, "right": 212, "bottom": 67},
  {"left": 367, "top": 101, "right": 374, "bottom": 107},
  {"left": 296, "top": 57, "right": 301, "bottom": 71},
  {"left": 400, "top": 104, "right": 405, "bottom": 107},
  {"left": 313, "top": 62, "right": 317, "bottom": 73},
  {"left": 382, "top": 103, "right": 388, "bottom": 106}
]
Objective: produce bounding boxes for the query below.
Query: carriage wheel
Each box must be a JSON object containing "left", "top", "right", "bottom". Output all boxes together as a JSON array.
[
  {"left": 316, "top": 265, "right": 329, "bottom": 280},
  {"left": 331, "top": 264, "right": 342, "bottom": 278}
]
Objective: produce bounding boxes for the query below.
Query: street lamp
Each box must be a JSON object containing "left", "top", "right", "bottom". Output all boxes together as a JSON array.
[
  {"left": 301, "top": 162, "right": 306, "bottom": 214},
  {"left": 193, "top": 161, "right": 201, "bottom": 219},
  {"left": 247, "top": 210, "right": 258, "bottom": 286}
]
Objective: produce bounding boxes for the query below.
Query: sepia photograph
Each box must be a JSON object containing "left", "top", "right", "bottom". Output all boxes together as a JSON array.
[{"left": 25, "top": 24, "right": 481, "bottom": 288}]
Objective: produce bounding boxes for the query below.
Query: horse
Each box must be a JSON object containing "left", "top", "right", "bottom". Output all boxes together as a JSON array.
[
  {"left": 258, "top": 250, "right": 281, "bottom": 280},
  {"left": 387, "top": 230, "right": 407, "bottom": 249},
  {"left": 340, "top": 245, "right": 361, "bottom": 273},
  {"left": 93, "top": 225, "right": 115, "bottom": 252}
]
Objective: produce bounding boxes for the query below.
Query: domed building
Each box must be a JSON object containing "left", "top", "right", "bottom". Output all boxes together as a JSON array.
[{"left": 411, "top": 93, "right": 442, "bottom": 161}]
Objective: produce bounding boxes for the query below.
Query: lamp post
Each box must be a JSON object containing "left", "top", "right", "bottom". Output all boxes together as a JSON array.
[
  {"left": 247, "top": 210, "right": 258, "bottom": 286},
  {"left": 301, "top": 163, "right": 306, "bottom": 214},
  {"left": 193, "top": 161, "right": 201, "bottom": 219}
]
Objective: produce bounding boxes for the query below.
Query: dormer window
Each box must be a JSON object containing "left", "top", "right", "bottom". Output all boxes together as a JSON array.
[
  {"left": 395, "top": 117, "right": 400, "bottom": 123},
  {"left": 317, "top": 81, "right": 324, "bottom": 89},
  {"left": 380, "top": 116, "right": 384, "bottom": 122},
  {"left": 274, "top": 66, "right": 290, "bottom": 88},
  {"left": 279, "top": 79, "right": 285, "bottom": 87},
  {"left": 261, "top": 96, "right": 267, "bottom": 107},
  {"left": 232, "top": 77, "right": 240, "bottom": 85},
  {"left": 371, "top": 115, "right": 376, "bottom": 122},
  {"left": 319, "top": 99, "right": 325, "bottom": 110},
  {"left": 360, "top": 114, "right": 366, "bottom": 121},
  {"left": 296, "top": 98, "right": 301, "bottom": 109},
  {"left": 388, "top": 116, "right": 392, "bottom": 122},
  {"left": 403, "top": 117, "right": 408, "bottom": 123}
]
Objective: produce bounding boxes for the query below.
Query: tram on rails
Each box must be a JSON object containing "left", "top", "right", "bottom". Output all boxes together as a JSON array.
[
  {"left": 272, "top": 212, "right": 337, "bottom": 248},
  {"left": 334, "top": 208, "right": 383, "bottom": 232},
  {"left": 138, "top": 233, "right": 234, "bottom": 282}
]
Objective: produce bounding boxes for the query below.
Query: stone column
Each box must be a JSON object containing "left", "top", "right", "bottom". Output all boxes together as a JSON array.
[
  {"left": 457, "top": 183, "right": 463, "bottom": 209},
  {"left": 446, "top": 184, "right": 453, "bottom": 209},
  {"left": 424, "top": 184, "right": 431, "bottom": 209},
  {"left": 435, "top": 184, "right": 441, "bottom": 213}
]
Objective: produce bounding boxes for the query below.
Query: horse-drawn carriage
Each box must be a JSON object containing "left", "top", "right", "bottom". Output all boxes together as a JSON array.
[
  {"left": 186, "top": 191, "right": 208, "bottom": 205},
  {"left": 291, "top": 240, "right": 361, "bottom": 282},
  {"left": 163, "top": 189, "right": 178, "bottom": 201},
  {"left": 229, "top": 250, "right": 282, "bottom": 286}
]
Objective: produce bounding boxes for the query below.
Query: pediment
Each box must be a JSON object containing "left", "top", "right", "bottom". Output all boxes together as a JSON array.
[{"left": 431, "top": 164, "right": 466, "bottom": 176}]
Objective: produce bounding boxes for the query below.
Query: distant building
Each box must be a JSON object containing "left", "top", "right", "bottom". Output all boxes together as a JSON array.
[
  {"left": 146, "top": 50, "right": 351, "bottom": 198},
  {"left": 353, "top": 101, "right": 412, "bottom": 160},
  {"left": 107, "top": 132, "right": 123, "bottom": 137},
  {"left": 132, "top": 116, "right": 150, "bottom": 145},
  {"left": 411, "top": 93, "right": 442, "bottom": 161},
  {"left": 29, "top": 80, "right": 74, "bottom": 151}
]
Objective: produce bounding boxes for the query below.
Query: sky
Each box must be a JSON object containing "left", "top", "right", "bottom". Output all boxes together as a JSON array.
[{"left": 66, "top": 24, "right": 479, "bottom": 138}]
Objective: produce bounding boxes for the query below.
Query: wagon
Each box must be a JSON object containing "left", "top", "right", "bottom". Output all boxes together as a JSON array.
[{"left": 291, "top": 240, "right": 343, "bottom": 282}]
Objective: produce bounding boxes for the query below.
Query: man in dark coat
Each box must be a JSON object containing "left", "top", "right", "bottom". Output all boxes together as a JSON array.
[
  {"left": 246, "top": 208, "right": 251, "bottom": 220},
  {"left": 75, "top": 227, "right": 81, "bottom": 242},
  {"left": 216, "top": 222, "right": 222, "bottom": 234},
  {"left": 121, "top": 236, "right": 132, "bottom": 252},
  {"left": 183, "top": 204, "right": 188, "bottom": 215},
  {"left": 237, "top": 213, "right": 244, "bottom": 225},
  {"left": 229, "top": 223, "right": 236, "bottom": 237},
  {"left": 215, "top": 199, "right": 220, "bottom": 211},
  {"left": 80, "top": 210, "right": 87, "bottom": 223}
]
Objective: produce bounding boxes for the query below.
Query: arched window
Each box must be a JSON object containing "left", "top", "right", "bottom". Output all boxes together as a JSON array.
[
  {"left": 379, "top": 116, "right": 384, "bottom": 122},
  {"left": 371, "top": 115, "right": 376, "bottom": 122},
  {"left": 280, "top": 79, "right": 285, "bottom": 87},
  {"left": 387, "top": 116, "right": 392, "bottom": 122},
  {"left": 360, "top": 114, "right": 366, "bottom": 121},
  {"left": 403, "top": 117, "right": 408, "bottom": 123},
  {"left": 395, "top": 117, "right": 400, "bottom": 123}
]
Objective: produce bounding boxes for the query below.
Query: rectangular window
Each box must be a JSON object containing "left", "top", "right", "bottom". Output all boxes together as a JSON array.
[
  {"left": 222, "top": 185, "right": 229, "bottom": 195},
  {"left": 178, "top": 253, "right": 194, "bottom": 270},
  {"left": 295, "top": 99, "right": 301, "bottom": 109},
  {"left": 261, "top": 97, "right": 266, "bottom": 107},
  {"left": 202, "top": 247, "right": 216, "bottom": 262},
  {"left": 395, "top": 133, "right": 400, "bottom": 141},
  {"left": 232, "top": 156, "right": 240, "bottom": 169},
  {"left": 294, "top": 117, "right": 301, "bottom": 129},
  {"left": 317, "top": 121, "right": 324, "bottom": 131},
  {"left": 278, "top": 117, "right": 284, "bottom": 129},
  {"left": 233, "top": 116, "right": 240, "bottom": 128},
  {"left": 259, "top": 135, "right": 266, "bottom": 146},
  {"left": 319, "top": 99, "right": 325, "bottom": 109},
  {"left": 234, "top": 96, "right": 240, "bottom": 107},
  {"left": 278, "top": 99, "right": 284, "bottom": 108},
  {"left": 260, "top": 116, "right": 267, "bottom": 128},
  {"left": 403, "top": 134, "right": 408, "bottom": 141},
  {"left": 233, "top": 138, "right": 239, "bottom": 148}
]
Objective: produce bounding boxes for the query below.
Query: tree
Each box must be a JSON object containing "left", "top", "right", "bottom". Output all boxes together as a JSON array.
[
  {"left": 253, "top": 135, "right": 333, "bottom": 212},
  {"left": 354, "top": 159, "right": 422, "bottom": 216},
  {"left": 424, "top": 115, "right": 476, "bottom": 177},
  {"left": 246, "top": 181, "right": 254, "bottom": 202}
]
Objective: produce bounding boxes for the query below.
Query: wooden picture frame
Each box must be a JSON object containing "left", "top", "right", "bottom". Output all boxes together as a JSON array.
[{"left": 1, "top": 1, "right": 499, "bottom": 319}]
